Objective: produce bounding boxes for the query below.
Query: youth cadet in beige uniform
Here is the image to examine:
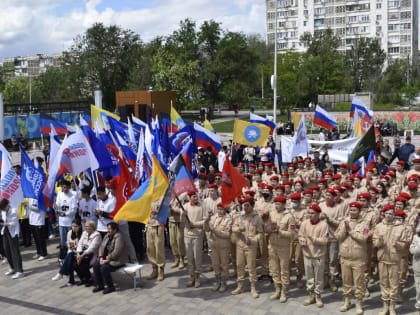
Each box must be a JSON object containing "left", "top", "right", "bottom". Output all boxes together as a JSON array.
[
  {"left": 168, "top": 194, "right": 186, "bottom": 269},
  {"left": 146, "top": 197, "right": 165, "bottom": 281}
]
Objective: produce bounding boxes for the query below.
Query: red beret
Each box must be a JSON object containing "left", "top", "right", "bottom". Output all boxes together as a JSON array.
[
  {"left": 397, "top": 161, "right": 405, "bottom": 166},
  {"left": 349, "top": 201, "right": 362, "bottom": 209},
  {"left": 198, "top": 173, "right": 208, "bottom": 180},
  {"left": 238, "top": 162, "right": 245, "bottom": 166},
  {"left": 241, "top": 196, "right": 254, "bottom": 204},
  {"left": 254, "top": 170, "right": 262, "bottom": 175},
  {"left": 281, "top": 172, "right": 289, "bottom": 176},
  {"left": 312, "top": 160, "right": 318, "bottom": 165},
  {"left": 386, "top": 171, "right": 395, "bottom": 178},
  {"left": 323, "top": 171, "right": 333, "bottom": 176},
  {"left": 325, "top": 188, "right": 336, "bottom": 196},
  {"left": 258, "top": 183, "right": 266, "bottom": 188},
  {"left": 245, "top": 190, "right": 255, "bottom": 195},
  {"left": 303, "top": 189, "right": 313, "bottom": 195},
  {"left": 382, "top": 204, "right": 395, "bottom": 212},
  {"left": 358, "top": 192, "right": 371, "bottom": 200},
  {"left": 389, "top": 167, "right": 396, "bottom": 172},
  {"left": 208, "top": 184, "right": 218, "bottom": 189},
  {"left": 298, "top": 159, "right": 304, "bottom": 164},
  {"left": 249, "top": 164, "right": 256, "bottom": 168},
  {"left": 333, "top": 174, "right": 342, "bottom": 179},
  {"left": 289, "top": 193, "right": 301, "bottom": 200},
  {"left": 408, "top": 182, "right": 419, "bottom": 189},
  {"left": 270, "top": 175, "right": 279, "bottom": 181},
  {"left": 310, "top": 204, "right": 322, "bottom": 212},
  {"left": 288, "top": 163, "right": 296, "bottom": 168},
  {"left": 339, "top": 163, "right": 348, "bottom": 169},
  {"left": 399, "top": 192, "right": 411, "bottom": 200},
  {"left": 318, "top": 178, "right": 328, "bottom": 183},
  {"left": 109, "top": 178, "right": 118, "bottom": 190},
  {"left": 244, "top": 173, "right": 253, "bottom": 179},
  {"left": 333, "top": 186, "right": 344, "bottom": 193},
  {"left": 369, "top": 186, "right": 379, "bottom": 193},
  {"left": 394, "top": 210, "right": 406, "bottom": 218},
  {"left": 395, "top": 196, "right": 407, "bottom": 203},
  {"left": 265, "top": 185, "right": 274, "bottom": 191},
  {"left": 276, "top": 185, "right": 285, "bottom": 190},
  {"left": 311, "top": 185, "right": 320, "bottom": 191},
  {"left": 352, "top": 173, "right": 362, "bottom": 179},
  {"left": 274, "top": 196, "right": 287, "bottom": 203},
  {"left": 283, "top": 180, "right": 292, "bottom": 186},
  {"left": 341, "top": 182, "right": 352, "bottom": 189},
  {"left": 294, "top": 180, "right": 304, "bottom": 185},
  {"left": 188, "top": 191, "right": 197, "bottom": 196},
  {"left": 304, "top": 157, "right": 311, "bottom": 161},
  {"left": 408, "top": 175, "right": 418, "bottom": 181},
  {"left": 273, "top": 166, "right": 277, "bottom": 170},
  {"left": 215, "top": 172, "right": 222, "bottom": 177},
  {"left": 217, "top": 202, "right": 225, "bottom": 208},
  {"left": 414, "top": 159, "right": 420, "bottom": 164},
  {"left": 264, "top": 163, "right": 273, "bottom": 167}
]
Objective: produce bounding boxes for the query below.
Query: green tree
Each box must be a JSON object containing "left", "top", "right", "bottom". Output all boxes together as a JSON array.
[
  {"left": 375, "top": 60, "right": 408, "bottom": 105},
  {"left": 65, "top": 23, "right": 142, "bottom": 110},
  {"left": 300, "top": 29, "right": 350, "bottom": 104},
  {"left": 3, "top": 77, "right": 42, "bottom": 104},
  {"left": 0, "top": 65, "right": 5, "bottom": 93},
  {"left": 401, "top": 84, "right": 419, "bottom": 108},
  {"left": 37, "top": 67, "right": 80, "bottom": 101},
  {"left": 345, "top": 38, "right": 386, "bottom": 92}
]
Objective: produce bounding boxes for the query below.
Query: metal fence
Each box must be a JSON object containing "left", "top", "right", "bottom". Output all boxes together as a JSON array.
[{"left": 4, "top": 100, "right": 91, "bottom": 116}]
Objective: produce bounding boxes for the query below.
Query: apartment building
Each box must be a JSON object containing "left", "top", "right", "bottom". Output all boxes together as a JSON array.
[
  {"left": 266, "top": 0, "right": 418, "bottom": 61},
  {"left": 2, "top": 53, "right": 63, "bottom": 80}
]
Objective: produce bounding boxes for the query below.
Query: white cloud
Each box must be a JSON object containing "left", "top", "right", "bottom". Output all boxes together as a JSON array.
[{"left": 0, "top": 0, "right": 266, "bottom": 60}]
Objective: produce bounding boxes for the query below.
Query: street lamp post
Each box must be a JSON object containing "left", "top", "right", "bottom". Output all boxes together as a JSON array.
[{"left": 272, "top": 4, "right": 278, "bottom": 140}]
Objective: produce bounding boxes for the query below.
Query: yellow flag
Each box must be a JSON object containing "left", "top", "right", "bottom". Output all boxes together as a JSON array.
[
  {"left": 293, "top": 112, "right": 301, "bottom": 131},
  {"left": 233, "top": 120, "right": 270, "bottom": 146},
  {"left": 353, "top": 118, "right": 363, "bottom": 137},
  {"left": 91, "top": 104, "right": 120, "bottom": 130},
  {"left": 170, "top": 105, "right": 186, "bottom": 129},
  {"left": 114, "top": 155, "right": 169, "bottom": 224},
  {"left": 204, "top": 119, "right": 214, "bottom": 133}
]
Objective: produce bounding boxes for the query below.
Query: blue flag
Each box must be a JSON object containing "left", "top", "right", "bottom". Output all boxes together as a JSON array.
[{"left": 20, "top": 145, "right": 46, "bottom": 211}]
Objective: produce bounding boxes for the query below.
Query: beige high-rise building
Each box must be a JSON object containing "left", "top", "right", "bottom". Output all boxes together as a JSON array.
[{"left": 266, "top": 0, "right": 418, "bottom": 61}]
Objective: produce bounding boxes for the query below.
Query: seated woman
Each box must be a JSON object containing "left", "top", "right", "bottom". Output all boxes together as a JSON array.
[
  {"left": 75, "top": 220, "right": 102, "bottom": 286},
  {"left": 92, "top": 222, "right": 128, "bottom": 294},
  {"left": 52, "top": 219, "right": 82, "bottom": 286}
]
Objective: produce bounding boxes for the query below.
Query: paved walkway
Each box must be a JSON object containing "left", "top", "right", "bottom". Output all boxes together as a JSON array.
[{"left": 0, "top": 240, "right": 416, "bottom": 314}]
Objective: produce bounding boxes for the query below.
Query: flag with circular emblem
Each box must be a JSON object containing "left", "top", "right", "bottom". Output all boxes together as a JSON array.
[{"left": 232, "top": 120, "right": 270, "bottom": 147}]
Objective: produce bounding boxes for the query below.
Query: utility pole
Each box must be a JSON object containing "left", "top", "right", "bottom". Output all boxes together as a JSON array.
[{"left": 272, "top": 4, "right": 278, "bottom": 140}]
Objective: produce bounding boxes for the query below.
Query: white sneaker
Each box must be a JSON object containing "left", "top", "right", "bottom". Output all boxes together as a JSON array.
[
  {"left": 48, "top": 235, "right": 55, "bottom": 240},
  {"left": 52, "top": 273, "right": 63, "bottom": 281},
  {"left": 11, "top": 272, "right": 24, "bottom": 279},
  {"left": 38, "top": 256, "right": 46, "bottom": 261},
  {"left": 32, "top": 254, "right": 40, "bottom": 259},
  {"left": 65, "top": 282, "right": 74, "bottom": 287},
  {"left": 5, "top": 269, "right": 15, "bottom": 276}
]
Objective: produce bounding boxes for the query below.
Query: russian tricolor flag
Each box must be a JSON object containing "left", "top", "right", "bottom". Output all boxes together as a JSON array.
[
  {"left": 250, "top": 113, "right": 276, "bottom": 134},
  {"left": 314, "top": 105, "right": 336, "bottom": 131},
  {"left": 193, "top": 123, "right": 221, "bottom": 155},
  {"left": 350, "top": 97, "right": 373, "bottom": 119}
]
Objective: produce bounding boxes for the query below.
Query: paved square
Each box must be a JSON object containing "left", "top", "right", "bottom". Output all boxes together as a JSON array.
[{"left": 0, "top": 239, "right": 417, "bottom": 314}]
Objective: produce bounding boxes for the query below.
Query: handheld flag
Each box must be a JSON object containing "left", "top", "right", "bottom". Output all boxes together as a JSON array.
[
  {"left": 0, "top": 144, "right": 23, "bottom": 209},
  {"left": 290, "top": 115, "right": 309, "bottom": 159},
  {"left": 40, "top": 114, "right": 68, "bottom": 135},
  {"left": 20, "top": 145, "right": 46, "bottom": 211},
  {"left": 114, "top": 154, "right": 169, "bottom": 224},
  {"left": 170, "top": 104, "right": 186, "bottom": 130},
  {"left": 221, "top": 157, "right": 248, "bottom": 207},
  {"left": 314, "top": 105, "right": 336, "bottom": 131},
  {"left": 204, "top": 119, "right": 214, "bottom": 133},
  {"left": 194, "top": 123, "right": 220, "bottom": 154},
  {"left": 91, "top": 104, "right": 120, "bottom": 130},
  {"left": 250, "top": 113, "right": 275, "bottom": 134},
  {"left": 233, "top": 120, "right": 270, "bottom": 147},
  {"left": 347, "top": 126, "right": 376, "bottom": 167}
]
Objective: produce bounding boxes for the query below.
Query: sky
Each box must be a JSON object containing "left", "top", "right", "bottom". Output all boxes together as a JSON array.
[{"left": 0, "top": 0, "right": 266, "bottom": 61}]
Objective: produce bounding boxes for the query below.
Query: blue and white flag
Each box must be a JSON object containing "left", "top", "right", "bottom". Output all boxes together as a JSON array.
[{"left": 20, "top": 145, "right": 46, "bottom": 211}]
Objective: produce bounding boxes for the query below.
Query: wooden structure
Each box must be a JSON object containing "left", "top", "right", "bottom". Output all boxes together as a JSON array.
[{"left": 115, "top": 91, "right": 176, "bottom": 122}]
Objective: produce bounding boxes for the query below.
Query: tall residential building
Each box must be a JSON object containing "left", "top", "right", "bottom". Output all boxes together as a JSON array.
[
  {"left": 2, "top": 53, "right": 63, "bottom": 80},
  {"left": 266, "top": 0, "right": 418, "bottom": 61}
]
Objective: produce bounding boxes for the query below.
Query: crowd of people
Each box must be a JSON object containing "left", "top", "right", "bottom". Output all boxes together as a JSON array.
[{"left": 1, "top": 131, "right": 420, "bottom": 315}]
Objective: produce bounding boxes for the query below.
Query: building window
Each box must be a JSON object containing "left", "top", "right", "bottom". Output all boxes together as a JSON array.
[
  {"left": 388, "top": 24, "right": 399, "bottom": 31},
  {"left": 376, "top": 26, "right": 382, "bottom": 32},
  {"left": 360, "top": 15, "right": 369, "bottom": 22},
  {"left": 376, "top": 3, "right": 381, "bottom": 9},
  {"left": 400, "top": 34, "right": 411, "bottom": 42},
  {"left": 389, "top": 35, "right": 400, "bottom": 43},
  {"left": 400, "top": 11, "right": 411, "bottom": 19},
  {"left": 388, "top": 12, "right": 399, "bottom": 20},
  {"left": 401, "top": 23, "right": 411, "bottom": 29},
  {"left": 348, "top": 16, "right": 356, "bottom": 23},
  {"left": 315, "top": 7, "right": 326, "bottom": 15},
  {"left": 388, "top": 47, "right": 400, "bottom": 54},
  {"left": 314, "top": 18, "right": 325, "bottom": 26},
  {"left": 279, "top": 42, "right": 288, "bottom": 49},
  {"left": 376, "top": 15, "right": 382, "bottom": 20},
  {"left": 303, "top": 21, "right": 308, "bottom": 26},
  {"left": 388, "top": 1, "right": 399, "bottom": 8}
]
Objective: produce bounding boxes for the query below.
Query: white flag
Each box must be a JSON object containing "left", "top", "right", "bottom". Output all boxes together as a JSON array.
[
  {"left": 0, "top": 144, "right": 23, "bottom": 209},
  {"left": 291, "top": 115, "right": 309, "bottom": 159}
]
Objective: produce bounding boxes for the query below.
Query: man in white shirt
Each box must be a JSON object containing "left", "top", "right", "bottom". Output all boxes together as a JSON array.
[
  {"left": 0, "top": 198, "right": 24, "bottom": 279},
  {"left": 94, "top": 186, "right": 116, "bottom": 238},
  {"left": 28, "top": 198, "right": 48, "bottom": 261},
  {"left": 218, "top": 146, "right": 227, "bottom": 172},
  {"left": 409, "top": 147, "right": 420, "bottom": 169},
  {"left": 79, "top": 187, "right": 97, "bottom": 230},
  {"left": 259, "top": 145, "right": 272, "bottom": 163},
  {"left": 55, "top": 180, "right": 78, "bottom": 249}
]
